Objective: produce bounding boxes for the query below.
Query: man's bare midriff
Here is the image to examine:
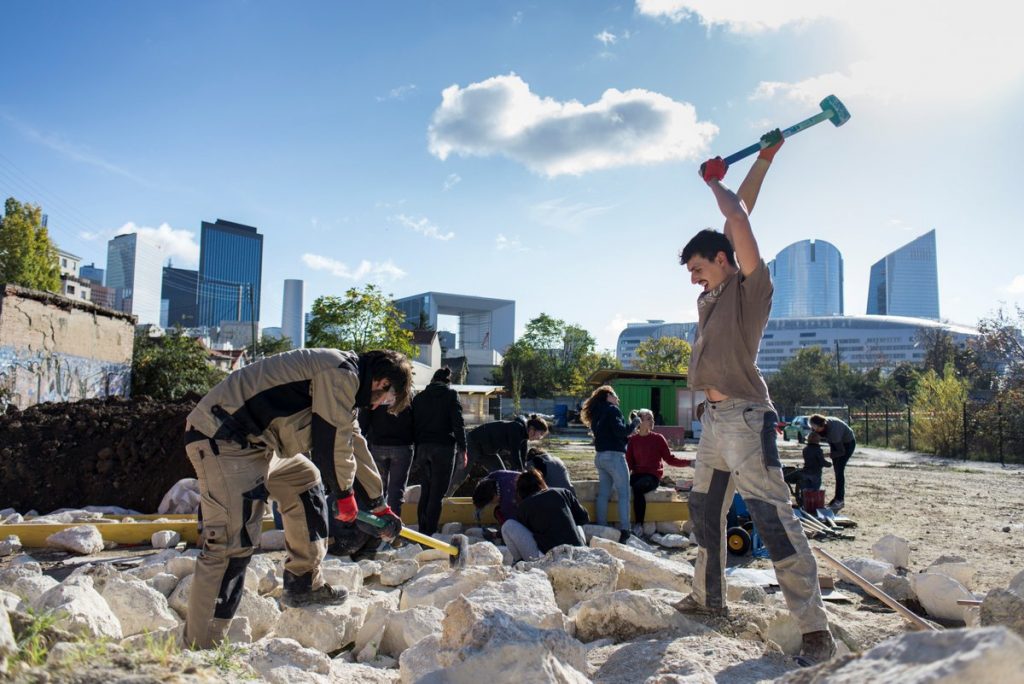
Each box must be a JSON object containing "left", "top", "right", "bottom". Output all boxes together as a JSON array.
[{"left": 706, "top": 388, "right": 729, "bottom": 402}]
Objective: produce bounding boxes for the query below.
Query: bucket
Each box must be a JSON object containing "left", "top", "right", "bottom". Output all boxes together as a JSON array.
[{"left": 802, "top": 489, "right": 825, "bottom": 513}]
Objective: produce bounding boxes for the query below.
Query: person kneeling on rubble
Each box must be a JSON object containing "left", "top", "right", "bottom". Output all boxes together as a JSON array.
[
  {"left": 502, "top": 469, "right": 590, "bottom": 562},
  {"left": 182, "top": 348, "right": 412, "bottom": 649}
]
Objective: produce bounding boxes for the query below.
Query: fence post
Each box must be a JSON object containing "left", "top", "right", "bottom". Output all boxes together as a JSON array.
[
  {"left": 864, "top": 405, "right": 869, "bottom": 445},
  {"left": 999, "top": 401, "right": 1004, "bottom": 467},
  {"left": 907, "top": 404, "right": 913, "bottom": 452},
  {"left": 884, "top": 407, "right": 890, "bottom": 448},
  {"left": 962, "top": 402, "right": 968, "bottom": 460}
]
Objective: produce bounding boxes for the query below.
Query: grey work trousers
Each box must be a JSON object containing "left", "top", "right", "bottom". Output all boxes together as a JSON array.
[{"left": 689, "top": 398, "right": 828, "bottom": 634}]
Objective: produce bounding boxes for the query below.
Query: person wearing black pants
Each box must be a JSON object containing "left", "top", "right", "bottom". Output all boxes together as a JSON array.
[
  {"left": 411, "top": 367, "right": 467, "bottom": 536},
  {"left": 626, "top": 408, "right": 692, "bottom": 536},
  {"left": 809, "top": 414, "right": 856, "bottom": 512}
]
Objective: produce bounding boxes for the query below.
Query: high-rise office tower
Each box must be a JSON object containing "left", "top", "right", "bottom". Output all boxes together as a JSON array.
[
  {"left": 162, "top": 266, "right": 199, "bottom": 328},
  {"left": 79, "top": 263, "right": 105, "bottom": 285},
  {"left": 106, "top": 233, "right": 165, "bottom": 324},
  {"left": 866, "top": 229, "right": 939, "bottom": 319},
  {"left": 197, "top": 219, "right": 263, "bottom": 327},
  {"left": 281, "top": 279, "right": 304, "bottom": 349},
  {"left": 768, "top": 239, "right": 844, "bottom": 318}
]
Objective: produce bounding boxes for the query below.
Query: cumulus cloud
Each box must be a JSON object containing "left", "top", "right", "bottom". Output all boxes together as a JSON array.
[
  {"left": 443, "top": 173, "right": 462, "bottom": 191},
  {"left": 595, "top": 30, "right": 617, "bottom": 45},
  {"left": 115, "top": 222, "right": 199, "bottom": 267},
  {"left": 495, "top": 233, "right": 526, "bottom": 251},
  {"left": 392, "top": 213, "right": 455, "bottom": 241},
  {"left": 529, "top": 197, "right": 614, "bottom": 233},
  {"left": 637, "top": 0, "right": 1023, "bottom": 105},
  {"left": 302, "top": 253, "right": 406, "bottom": 281},
  {"left": 605, "top": 313, "right": 646, "bottom": 337},
  {"left": 377, "top": 84, "right": 417, "bottom": 102},
  {"left": 427, "top": 73, "right": 717, "bottom": 176}
]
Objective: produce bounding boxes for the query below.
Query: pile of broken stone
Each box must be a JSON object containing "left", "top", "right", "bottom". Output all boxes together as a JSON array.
[{"left": 2, "top": 513, "right": 1023, "bottom": 682}]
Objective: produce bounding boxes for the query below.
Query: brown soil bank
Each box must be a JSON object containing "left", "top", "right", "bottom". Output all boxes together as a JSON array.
[{"left": 0, "top": 396, "right": 196, "bottom": 513}]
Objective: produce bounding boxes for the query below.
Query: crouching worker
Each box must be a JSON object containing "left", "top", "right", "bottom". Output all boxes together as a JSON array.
[
  {"left": 784, "top": 432, "right": 831, "bottom": 506},
  {"left": 505, "top": 469, "right": 590, "bottom": 562},
  {"left": 182, "top": 348, "right": 412, "bottom": 649},
  {"left": 471, "top": 469, "right": 522, "bottom": 538}
]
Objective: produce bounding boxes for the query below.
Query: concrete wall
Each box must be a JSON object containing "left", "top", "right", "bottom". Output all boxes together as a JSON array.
[{"left": 0, "top": 284, "right": 136, "bottom": 409}]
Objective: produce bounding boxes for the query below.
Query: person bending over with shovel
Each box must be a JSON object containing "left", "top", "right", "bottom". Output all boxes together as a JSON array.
[
  {"left": 182, "top": 348, "right": 412, "bottom": 649},
  {"left": 676, "top": 131, "right": 836, "bottom": 665}
]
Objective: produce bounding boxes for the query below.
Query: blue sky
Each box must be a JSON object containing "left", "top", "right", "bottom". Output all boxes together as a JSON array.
[{"left": 2, "top": 1, "right": 1022, "bottom": 350}]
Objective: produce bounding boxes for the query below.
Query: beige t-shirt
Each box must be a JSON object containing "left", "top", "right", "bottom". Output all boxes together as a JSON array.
[{"left": 689, "top": 259, "right": 773, "bottom": 403}]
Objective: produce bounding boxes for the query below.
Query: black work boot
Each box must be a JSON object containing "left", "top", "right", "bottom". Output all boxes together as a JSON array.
[
  {"left": 281, "top": 570, "right": 348, "bottom": 608},
  {"left": 673, "top": 593, "right": 729, "bottom": 618},
  {"left": 795, "top": 629, "right": 837, "bottom": 666}
]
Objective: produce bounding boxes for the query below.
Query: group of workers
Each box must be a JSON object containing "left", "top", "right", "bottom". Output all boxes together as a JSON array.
[{"left": 180, "top": 129, "right": 847, "bottom": 666}]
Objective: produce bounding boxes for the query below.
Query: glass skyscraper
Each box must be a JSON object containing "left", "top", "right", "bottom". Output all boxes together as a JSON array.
[
  {"left": 197, "top": 219, "right": 263, "bottom": 327},
  {"left": 768, "top": 239, "right": 844, "bottom": 318},
  {"left": 866, "top": 229, "right": 939, "bottom": 319},
  {"left": 161, "top": 266, "right": 199, "bottom": 328},
  {"left": 106, "top": 233, "right": 165, "bottom": 325}
]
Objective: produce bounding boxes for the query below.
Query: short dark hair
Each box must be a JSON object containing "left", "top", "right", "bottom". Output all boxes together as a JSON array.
[
  {"left": 807, "top": 431, "right": 821, "bottom": 445},
  {"left": 809, "top": 414, "right": 827, "bottom": 428},
  {"left": 472, "top": 478, "right": 499, "bottom": 510},
  {"left": 516, "top": 469, "right": 547, "bottom": 502},
  {"left": 526, "top": 447, "right": 549, "bottom": 476},
  {"left": 526, "top": 414, "right": 548, "bottom": 435},
  {"left": 361, "top": 350, "right": 414, "bottom": 414},
  {"left": 431, "top": 366, "right": 452, "bottom": 383},
  {"left": 679, "top": 229, "right": 736, "bottom": 267}
]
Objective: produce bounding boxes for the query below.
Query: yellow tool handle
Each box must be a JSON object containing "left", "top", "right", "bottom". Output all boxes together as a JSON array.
[{"left": 399, "top": 527, "right": 459, "bottom": 556}]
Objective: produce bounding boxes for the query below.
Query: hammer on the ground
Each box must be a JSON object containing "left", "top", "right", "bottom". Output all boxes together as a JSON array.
[
  {"left": 356, "top": 510, "right": 469, "bottom": 569},
  {"left": 718, "top": 94, "right": 851, "bottom": 166}
]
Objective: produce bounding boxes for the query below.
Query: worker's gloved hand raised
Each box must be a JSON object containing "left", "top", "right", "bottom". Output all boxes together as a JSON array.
[
  {"left": 356, "top": 506, "right": 403, "bottom": 541},
  {"left": 334, "top": 490, "right": 358, "bottom": 523},
  {"left": 758, "top": 128, "right": 784, "bottom": 162},
  {"left": 699, "top": 156, "right": 728, "bottom": 182}
]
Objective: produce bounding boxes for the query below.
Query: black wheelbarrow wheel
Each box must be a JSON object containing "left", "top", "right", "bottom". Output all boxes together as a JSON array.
[{"left": 727, "top": 527, "right": 751, "bottom": 555}]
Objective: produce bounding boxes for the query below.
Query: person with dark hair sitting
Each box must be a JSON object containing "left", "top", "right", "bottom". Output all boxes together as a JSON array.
[
  {"left": 525, "top": 446, "right": 574, "bottom": 493},
  {"left": 502, "top": 469, "right": 589, "bottom": 562},
  {"left": 626, "top": 408, "right": 692, "bottom": 537},
  {"left": 784, "top": 432, "right": 831, "bottom": 505}
]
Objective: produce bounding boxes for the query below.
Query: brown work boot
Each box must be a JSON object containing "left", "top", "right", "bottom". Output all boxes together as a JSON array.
[
  {"left": 795, "top": 629, "right": 837, "bottom": 666},
  {"left": 281, "top": 570, "right": 348, "bottom": 608},
  {"left": 673, "top": 593, "right": 729, "bottom": 618}
]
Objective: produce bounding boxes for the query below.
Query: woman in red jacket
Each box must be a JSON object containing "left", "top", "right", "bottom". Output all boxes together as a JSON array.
[{"left": 626, "top": 409, "right": 692, "bottom": 536}]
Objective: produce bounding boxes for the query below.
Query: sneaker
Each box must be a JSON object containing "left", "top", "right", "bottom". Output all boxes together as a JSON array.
[
  {"left": 829, "top": 499, "right": 845, "bottom": 512},
  {"left": 618, "top": 529, "right": 632, "bottom": 544},
  {"left": 672, "top": 593, "right": 729, "bottom": 618},
  {"left": 794, "top": 629, "right": 837, "bottom": 666}
]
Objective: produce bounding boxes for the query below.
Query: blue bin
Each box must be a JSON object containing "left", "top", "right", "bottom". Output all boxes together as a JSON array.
[{"left": 553, "top": 404, "right": 569, "bottom": 428}]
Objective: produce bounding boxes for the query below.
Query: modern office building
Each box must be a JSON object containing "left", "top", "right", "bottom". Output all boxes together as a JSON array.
[
  {"left": 281, "top": 279, "right": 304, "bottom": 349},
  {"left": 616, "top": 315, "right": 978, "bottom": 374},
  {"left": 106, "top": 233, "right": 165, "bottom": 324},
  {"left": 79, "top": 263, "right": 105, "bottom": 285},
  {"left": 197, "top": 219, "right": 263, "bottom": 327},
  {"left": 866, "top": 229, "right": 939, "bottom": 319},
  {"left": 768, "top": 239, "right": 843, "bottom": 318},
  {"left": 161, "top": 266, "right": 199, "bottom": 328}
]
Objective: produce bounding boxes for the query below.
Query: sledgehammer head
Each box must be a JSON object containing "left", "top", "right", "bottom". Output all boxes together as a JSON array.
[
  {"left": 821, "top": 95, "right": 851, "bottom": 127},
  {"left": 449, "top": 534, "right": 470, "bottom": 570}
]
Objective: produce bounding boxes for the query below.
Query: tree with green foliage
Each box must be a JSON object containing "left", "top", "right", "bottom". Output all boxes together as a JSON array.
[
  {"left": 132, "top": 331, "right": 226, "bottom": 400},
  {"left": 911, "top": 364, "right": 968, "bottom": 456},
  {"left": 767, "top": 347, "right": 835, "bottom": 417},
  {"left": 634, "top": 336, "right": 691, "bottom": 374},
  {"left": 0, "top": 197, "right": 60, "bottom": 292},
  {"left": 496, "top": 314, "right": 599, "bottom": 397},
  {"left": 305, "top": 284, "right": 417, "bottom": 358},
  {"left": 977, "top": 304, "right": 1024, "bottom": 389},
  {"left": 249, "top": 335, "right": 293, "bottom": 359}
]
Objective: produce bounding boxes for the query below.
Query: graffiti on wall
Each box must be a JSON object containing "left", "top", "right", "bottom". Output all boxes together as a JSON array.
[{"left": 0, "top": 346, "right": 131, "bottom": 409}]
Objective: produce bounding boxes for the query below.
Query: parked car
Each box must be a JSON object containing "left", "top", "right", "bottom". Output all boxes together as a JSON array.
[{"left": 782, "top": 415, "right": 813, "bottom": 442}]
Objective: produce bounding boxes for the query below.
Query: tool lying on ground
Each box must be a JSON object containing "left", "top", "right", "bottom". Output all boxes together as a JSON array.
[
  {"left": 719, "top": 95, "right": 851, "bottom": 166},
  {"left": 818, "top": 507, "right": 857, "bottom": 528},
  {"left": 796, "top": 508, "right": 855, "bottom": 540},
  {"left": 356, "top": 510, "right": 469, "bottom": 569},
  {"left": 814, "top": 547, "right": 939, "bottom": 631}
]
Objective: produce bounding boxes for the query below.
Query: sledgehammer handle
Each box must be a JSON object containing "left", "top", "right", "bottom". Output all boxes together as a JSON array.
[
  {"left": 355, "top": 510, "right": 459, "bottom": 557},
  {"left": 722, "top": 110, "right": 834, "bottom": 166}
]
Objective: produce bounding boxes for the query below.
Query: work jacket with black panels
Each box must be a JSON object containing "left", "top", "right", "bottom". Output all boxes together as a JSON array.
[{"left": 186, "top": 347, "right": 382, "bottom": 498}]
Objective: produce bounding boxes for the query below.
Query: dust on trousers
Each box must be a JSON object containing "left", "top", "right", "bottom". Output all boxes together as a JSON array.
[
  {"left": 182, "top": 428, "right": 330, "bottom": 649},
  {"left": 688, "top": 399, "right": 829, "bottom": 634}
]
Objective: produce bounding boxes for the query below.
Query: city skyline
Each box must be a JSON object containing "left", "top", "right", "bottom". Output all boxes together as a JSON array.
[{"left": 2, "top": 2, "right": 1020, "bottom": 350}]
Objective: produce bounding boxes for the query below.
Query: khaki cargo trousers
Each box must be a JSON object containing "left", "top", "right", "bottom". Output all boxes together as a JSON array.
[
  {"left": 183, "top": 426, "right": 329, "bottom": 649},
  {"left": 689, "top": 398, "right": 829, "bottom": 634}
]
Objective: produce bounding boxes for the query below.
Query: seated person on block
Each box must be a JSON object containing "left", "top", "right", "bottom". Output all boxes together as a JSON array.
[
  {"left": 501, "top": 469, "right": 590, "bottom": 562},
  {"left": 626, "top": 409, "right": 692, "bottom": 537},
  {"left": 784, "top": 432, "right": 831, "bottom": 503}
]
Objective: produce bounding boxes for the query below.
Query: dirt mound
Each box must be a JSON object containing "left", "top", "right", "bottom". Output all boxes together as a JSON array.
[{"left": 0, "top": 395, "right": 197, "bottom": 514}]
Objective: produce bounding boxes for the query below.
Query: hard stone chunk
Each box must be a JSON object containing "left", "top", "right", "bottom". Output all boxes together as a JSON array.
[
  {"left": 320, "top": 559, "right": 363, "bottom": 593},
  {"left": 1008, "top": 569, "right": 1024, "bottom": 595},
  {"left": 840, "top": 557, "right": 895, "bottom": 585},
  {"left": 167, "top": 573, "right": 193, "bottom": 618},
  {"left": 358, "top": 559, "right": 383, "bottom": 580},
  {"left": 35, "top": 577, "right": 122, "bottom": 640},
  {"left": 590, "top": 536, "right": 694, "bottom": 591},
  {"left": 164, "top": 553, "right": 197, "bottom": 580},
  {"left": 245, "top": 554, "right": 281, "bottom": 595},
  {"left": 457, "top": 569, "right": 568, "bottom": 633},
  {"left": 236, "top": 588, "right": 281, "bottom": 640},
  {"left": 381, "top": 560, "right": 420, "bottom": 586},
  {"left": 399, "top": 567, "right": 504, "bottom": 611},
  {"left": 871, "top": 534, "right": 910, "bottom": 569},
  {"left": 981, "top": 589, "right": 1024, "bottom": 639},
  {"left": 466, "top": 541, "right": 503, "bottom": 566},
  {"left": 45, "top": 525, "right": 105, "bottom": 555},
  {"left": 569, "top": 589, "right": 707, "bottom": 643},
  {"left": 246, "top": 637, "right": 332, "bottom": 678},
  {"left": 151, "top": 530, "right": 181, "bottom": 549},
  {"left": 329, "top": 661, "right": 400, "bottom": 683},
  {"left": 655, "top": 521, "right": 686, "bottom": 535},
  {"left": 881, "top": 573, "right": 915, "bottom": 603},
  {"left": 100, "top": 576, "right": 180, "bottom": 637},
  {"left": 0, "top": 590, "right": 26, "bottom": 613},
  {"left": 521, "top": 545, "right": 623, "bottom": 613},
  {"left": 227, "top": 615, "right": 252, "bottom": 644},
  {"left": 926, "top": 555, "right": 977, "bottom": 590},
  {"left": 651, "top": 533, "right": 690, "bottom": 549},
  {"left": 583, "top": 524, "right": 622, "bottom": 543},
  {"left": 0, "top": 536, "right": 22, "bottom": 557},
  {"left": 1, "top": 604, "right": 16, "bottom": 666},
  {"left": 382, "top": 605, "right": 444, "bottom": 657},
  {"left": 275, "top": 590, "right": 397, "bottom": 653},
  {"left": 398, "top": 633, "right": 442, "bottom": 684},
  {"left": 11, "top": 575, "right": 59, "bottom": 605},
  {"left": 911, "top": 572, "right": 974, "bottom": 622},
  {"left": 441, "top": 523, "right": 464, "bottom": 535}
]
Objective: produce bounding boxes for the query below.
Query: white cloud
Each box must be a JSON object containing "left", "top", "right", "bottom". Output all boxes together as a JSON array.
[
  {"left": 1007, "top": 275, "right": 1024, "bottom": 295},
  {"left": 606, "top": 313, "right": 646, "bottom": 337},
  {"left": 637, "top": 1, "right": 1024, "bottom": 105},
  {"left": 529, "top": 197, "right": 614, "bottom": 233},
  {"left": 115, "top": 222, "right": 199, "bottom": 267},
  {"left": 443, "top": 173, "right": 462, "bottom": 191},
  {"left": 301, "top": 253, "right": 406, "bottom": 281},
  {"left": 495, "top": 233, "right": 526, "bottom": 251},
  {"left": 392, "top": 213, "right": 455, "bottom": 241},
  {"left": 595, "top": 30, "right": 617, "bottom": 45},
  {"left": 428, "top": 73, "right": 717, "bottom": 176},
  {"left": 377, "top": 84, "right": 417, "bottom": 102}
]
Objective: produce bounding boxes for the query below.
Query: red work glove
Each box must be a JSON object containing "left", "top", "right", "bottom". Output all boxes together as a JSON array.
[
  {"left": 699, "top": 156, "right": 728, "bottom": 182},
  {"left": 371, "top": 505, "right": 403, "bottom": 541},
  {"left": 334, "top": 490, "right": 357, "bottom": 522},
  {"left": 758, "top": 128, "right": 784, "bottom": 162}
]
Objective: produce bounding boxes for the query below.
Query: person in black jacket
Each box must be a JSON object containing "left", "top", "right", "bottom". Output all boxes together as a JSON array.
[
  {"left": 447, "top": 414, "right": 549, "bottom": 495},
  {"left": 411, "top": 367, "right": 467, "bottom": 536},
  {"left": 502, "top": 469, "right": 589, "bottom": 561},
  {"left": 359, "top": 403, "right": 415, "bottom": 516},
  {"left": 581, "top": 384, "right": 639, "bottom": 543},
  {"left": 784, "top": 432, "right": 831, "bottom": 503}
]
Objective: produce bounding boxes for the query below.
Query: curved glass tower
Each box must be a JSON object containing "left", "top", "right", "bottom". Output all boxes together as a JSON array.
[
  {"left": 768, "top": 239, "right": 844, "bottom": 318},
  {"left": 866, "top": 230, "right": 939, "bottom": 320}
]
